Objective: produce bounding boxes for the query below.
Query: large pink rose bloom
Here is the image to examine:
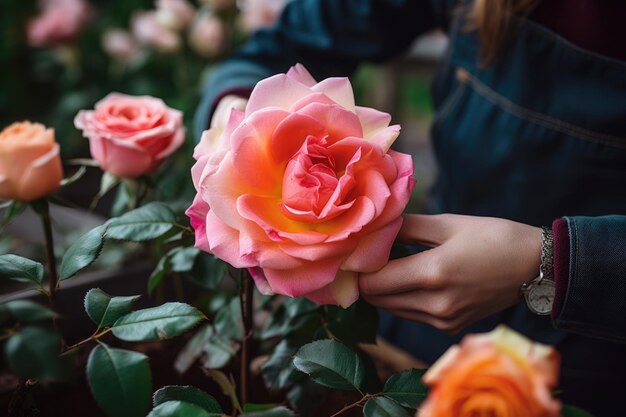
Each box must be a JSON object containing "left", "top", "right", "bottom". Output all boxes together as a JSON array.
[
  {"left": 27, "top": 0, "right": 92, "bottom": 47},
  {"left": 74, "top": 93, "right": 185, "bottom": 178},
  {"left": 187, "top": 64, "right": 415, "bottom": 307}
]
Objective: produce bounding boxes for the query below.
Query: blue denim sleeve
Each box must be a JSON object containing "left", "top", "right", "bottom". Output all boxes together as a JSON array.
[
  {"left": 553, "top": 215, "right": 626, "bottom": 343},
  {"left": 194, "top": 0, "right": 444, "bottom": 139}
]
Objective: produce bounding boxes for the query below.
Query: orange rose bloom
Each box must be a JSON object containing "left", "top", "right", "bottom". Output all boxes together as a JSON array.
[
  {"left": 417, "top": 326, "right": 561, "bottom": 417},
  {"left": 0, "top": 122, "right": 63, "bottom": 201}
]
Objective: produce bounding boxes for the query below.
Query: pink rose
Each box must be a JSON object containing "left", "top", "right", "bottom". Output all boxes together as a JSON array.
[
  {"left": 27, "top": 0, "right": 92, "bottom": 47},
  {"left": 131, "top": 11, "right": 180, "bottom": 53},
  {"left": 188, "top": 12, "right": 227, "bottom": 58},
  {"left": 155, "top": 0, "right": 196, "bottom": 31},
  {"left": 0, "top": 122, "right": 63, "bottom": 201},
  {"left": 74, "top": 93, "right": 185, "bottom": 178},
  {"left": 418, "top": 326, "right": 561, "bottom": 417},
  {"left": 186, "top": 64, "right": 414, "bottom": 307},
  {"left": 237, "top": 0, "right": 289, "bottom": 33},
  {"left": 101, "top": 29, "right": 139, "bottom": 63}
]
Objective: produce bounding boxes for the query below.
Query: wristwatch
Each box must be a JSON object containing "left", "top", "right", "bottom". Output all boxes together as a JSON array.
[{"left": 521, "top": 227, "right": 555, "bottom": 316}]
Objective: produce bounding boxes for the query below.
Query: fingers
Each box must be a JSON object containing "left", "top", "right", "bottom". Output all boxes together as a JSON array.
[
  {"left": 359, "top": 248, "right": 443, "bottom": 296},
  {"left": 397, "top": 214, "right": 460, "bottom": 247}
]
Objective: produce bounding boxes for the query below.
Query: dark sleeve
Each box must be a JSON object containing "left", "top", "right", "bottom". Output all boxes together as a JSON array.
[
  {"left": 194, "top": 0, "right": 445, "bottom": 139},
  {"left": 552, "top": 215, "right": 626, "bottom": 343}
]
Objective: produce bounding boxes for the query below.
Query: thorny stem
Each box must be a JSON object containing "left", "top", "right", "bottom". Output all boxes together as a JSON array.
[
  {"left": 239, "top": 269, "right": 254, "bottom": 405},
  {"left": 64, "top": 328, "right": 112, "bottom": 351},
  {"left": 329, "top": 394, "right": 373, "bottom": 417}
]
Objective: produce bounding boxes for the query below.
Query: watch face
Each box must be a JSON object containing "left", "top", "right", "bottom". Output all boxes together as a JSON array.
[{"left": 527, "top": 280, "right": 555, "bottom": 315}]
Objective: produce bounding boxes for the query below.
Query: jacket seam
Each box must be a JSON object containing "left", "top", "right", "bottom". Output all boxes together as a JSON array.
[{"left": 461, "top": 70, "right": 626, "bottom": 149}]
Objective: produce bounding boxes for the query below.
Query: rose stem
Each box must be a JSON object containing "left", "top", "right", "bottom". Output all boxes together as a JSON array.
[
  {"left": 239, "top": 269, "right": 254, "bottom": 406},
  {"left": 35, "top": 199, "right": 60, "bottom": 328}
]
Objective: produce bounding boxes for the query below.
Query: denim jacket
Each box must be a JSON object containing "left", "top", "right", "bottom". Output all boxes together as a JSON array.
[{"left": 196, "top": 1, "right": 626, "bottom": 414}]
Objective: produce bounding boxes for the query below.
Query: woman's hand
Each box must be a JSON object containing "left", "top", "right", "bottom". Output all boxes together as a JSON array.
[{"left": 359, "top": 214, "right": 542, "bottom": 334}]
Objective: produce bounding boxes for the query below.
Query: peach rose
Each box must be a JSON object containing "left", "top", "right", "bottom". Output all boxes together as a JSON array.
[
  {"left": 27, "top": 0, "right": 92, "bottom": 47},
  {"left": 186, "top": 64, "right": 414, "bottom": 307},
  {"left": 74, "top": 93, "right": 185, "bottom": 178},
  {"left": 0, "top": 122, "right": 63, "bottom": 201},
  {"left": 418, "top": 326, "right": 562, "bottom": 417}
]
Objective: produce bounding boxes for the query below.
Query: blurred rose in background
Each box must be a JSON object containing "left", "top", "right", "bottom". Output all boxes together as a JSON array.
[
  {"left": 132, "top": 10, "right": 181, "bottom": 53},
  {"left": 27, "top": 0, "right": 93, "bottom": 47},
  {"left": 189, "top": 11, "right": 227, "bottom": 58},
  {"left": 155, "top": 0, "right": 196, "bottom": 31},
  {"left": 101, "top": 29, "right": 140, "bottom": 64},
  {"left": 238, "top": 0, "right": 290, "bottom": 33}
]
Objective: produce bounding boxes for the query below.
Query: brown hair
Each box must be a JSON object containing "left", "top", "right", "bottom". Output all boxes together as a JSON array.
[{"left": 465, "top": 0, "right": 538, "bottom": 65}]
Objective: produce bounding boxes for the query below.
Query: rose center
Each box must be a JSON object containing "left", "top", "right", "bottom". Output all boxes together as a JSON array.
[{"left": 281, "top": 135, "right": 338, "bottom": 215}]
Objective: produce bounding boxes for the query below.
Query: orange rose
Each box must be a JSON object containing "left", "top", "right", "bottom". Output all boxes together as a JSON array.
[
  {"left": 417, "top": 326, "right": 561, "bottom": 417},
  {"left": 0, "top": 122, "right": 63, "bottom": 201}
]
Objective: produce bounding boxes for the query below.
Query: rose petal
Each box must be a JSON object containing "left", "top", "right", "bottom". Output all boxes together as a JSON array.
[
  {"left": 269, "top": 112, "right": 327, "bottom": 164},
  {"left": 248, "top": 267, "right": 273, "bottom": 295},
  {"left": 296, "top": 102, "right": 363, "bottom": 144},
  {"left": 288, "top": 92, "right": 337, "bottom": 113},
  {"left": 91, "top": 136, "right": 153, "bottom": 178},
  {"left": 286, "top": 63, "right": 318, "bottom": 87},
  {"left": 319, "top": 196, "right": 376, "bottom": 242},
  {"left": 367, "top": 124, "right": 401, "bottom": 153},
  {"left": 15, "top": 144, "right": 63, "bottom": 201},
  {"left": 305, "top": 270, "right": 359, "bottom": 308},
  {"left": 341, "top": 217, "right": 402, "bottom": 272},
  {"left": 355, "top": 106, "right": 392, "bottom": 139},
  {"left": 246, "top": 73, "right": 313, "bottom": 116},
  {"left": 262, "top": 256, "right": 343, "bottom": 297},
  {"left": 311, "top": 77, "right": 356, "bottom": 111},
  {"left": 185, "top": 193, "right": 210, "bottom": 252},
  {"left": 205, "top": 209, "right": 257, "bottom": 268}
]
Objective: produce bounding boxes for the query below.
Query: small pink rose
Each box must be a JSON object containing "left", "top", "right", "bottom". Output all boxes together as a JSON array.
[
  {"left": 27, "top": 0, "right": 92, "bottom": 47},
  {"left": 0, "top": 122, "right": 63, "bottom": 201},
  {"left": 101, "top": 29, "right": 139, "bottom": 63},
  {"left": 187, "top": 64, "right": 415, "bottom": 308},
  {"left": 74, "top": 93, "right": 185, "bottom": 178},
  {"left": 131, "top": 11, "right": 180, "bottom": 53},
  {"left": 237, "top": 0, "right": 290, "bottom": 33},
  {"left": 188, "top": 11, "right": 227, "bottom": 58},
  {"left": 155, "top": 0, "right": 196, "bottom": 31}
]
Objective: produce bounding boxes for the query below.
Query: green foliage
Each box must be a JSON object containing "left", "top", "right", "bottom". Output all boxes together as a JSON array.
[
  {"left": 112, "top": 302, "right": 205, "bottom": 342},
  {"left": 262, "top": 339, "right": 302, "bottom": 391},
  {"left": 363, "top": 396, "right": 412, "bottom": 417},
  {"left": 292, "top": 339, "right": 364, "bottom": 391},
  {"left": 286, "top": 378, "right": 326, "bottom": 417},
  {"left": 562, "top": 406, "right": 596, "bottom": 417},
  {"left": 4, "top": 326, "right": 66, "bottom": 381},
  {"left": 185, "top": 252, "right": 227, "bottom": 290},
  {"left": 261, "top": 297, "right": 320, "bottom": 339},
  {"left": 242, "top": 406, "right": 296, "bottom": 417},
  {"left": 153, "top": 386, "right": 221, "bottom": 414},
  {"left": 214, "top": 297, "right": 243, "bottom": 340},
  {"left": 84, "top": 288, "right": 141, "bottom": 329},
  {"left": 0, "top": 300, "right": 55, "bottom": 324},
  {"left": 204, "top": 369, "right": 243, "bottom": 414},
  {"left": 0, "top": 201, "right": 24, "bottom": 231},
  {"left": 0, "top": 254, "right": 44, "bottom": 286},
  {"left": 59, "top": 225, "right": 107, "bottom": 280},
  {"left": 106, "top": 202, "right": 177, "bottom": 241},
  {"left": 147, "top": 401, "right": 221, "bottom": 417},
  {"left": 87, "top": 344, "right": 152, "bottom": 417},
  {"left": 382, "top": 369, "right": 428, "bottom": 409},
  {"left": 325, "top": 300, "right": 379, "bottom": 346}
]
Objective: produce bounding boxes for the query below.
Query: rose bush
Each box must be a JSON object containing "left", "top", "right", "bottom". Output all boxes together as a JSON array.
[
  {"left": 418, "top": 325, "right": 562, "bottom": 417},
  {"left": 187, "top": 64, "right": 415, "bottom": 307},
  {"left": 0, "top": 121, "right": 63, "bottom": 201},
  {"left": 74, "top": 93, "right": 185, "bottom": 178}
]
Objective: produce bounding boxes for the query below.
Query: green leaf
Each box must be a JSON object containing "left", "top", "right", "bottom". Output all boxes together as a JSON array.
[
  {"left": 292, "top": 339, "right": 364, "bottom": 390},
  {"left": 5, "top": 327, "right": 64, "bottom": 381},
  {"left": 215, "top": 298, "right": 243, "bottom": 340},
  {"left": 382, "top": 369, "right": 428, "bottom": 409},
  {"left": 0, "top": 300, "right": 55, "bottom": 323},
  {"left": 106, "top": 202, "right": 176, "bottom": 241},
  {"left": 99, "top": 172, "right": 121, "bottom": 198},
  {"left": 363, "top": 397, "right": 411, "bottom": 417},
  {"left": 175, "top": 325, "right": 212, "bottom": 374},
  {"left": 562, "top": 405, "right": 596, "bottom": 417},
  {"left": 153, "top": 386, "right": 221, "bottom": 413},
  {"left": 202, "top": 328, "right": 238, "bottom": 369},
  {"left": 286, "top": 378, "right": 326, "bottom": 417},
  {"left": 326, "top": 300, "right": 379, "bottom": 346},
  {"left": 242, "top": 406, "right": 296, "bottom": 417},
  {"left": 0, "top": 254, "right": 44, "bottom": 286},
  {"left": 261, "top": 298, "right": 320, "bottom": 339},
  {"left": 59, "top": 225, "right": 106, "bottom": 280},
  {"left": 170, "top": 247, "right": 200, "bottom": 272},
  {"left": 185, "top": 253, "right": 226, "bottom": 290},
  {"left": 1, "top": 201, "right": 24, "bottom": 230},
  {"left": 84, "top": 288, "right": 141, "bottom": 328},
  {"left": 147, "top": 401, "right": 219, "bottom": 417},
  {"left": 204, "top": 369, "right": 242, "bottom": 414},
  {"left": 244, "top": 404, "right": 279, "bottom": 413},
  {"left": 148, "top": 255, "right": 172, "bottom": 294},
  {"left": 112, "top": 302, "right": 205, "bottom": 341},
  {"left": 262, "top": 339, "right": 302, "bottom": 390},
  {"left": 87, "top": 344, "right": 152, "bottom": 417}
]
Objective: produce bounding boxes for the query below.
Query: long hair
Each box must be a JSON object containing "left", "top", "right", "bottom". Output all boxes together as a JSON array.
[{"left": 465, "top": 0, "right": 538, "bottom": 65}]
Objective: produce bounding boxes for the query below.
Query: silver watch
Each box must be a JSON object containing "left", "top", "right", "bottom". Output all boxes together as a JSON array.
[{"left": 521, "top": 227, "right": 555, "bottom": 315}]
